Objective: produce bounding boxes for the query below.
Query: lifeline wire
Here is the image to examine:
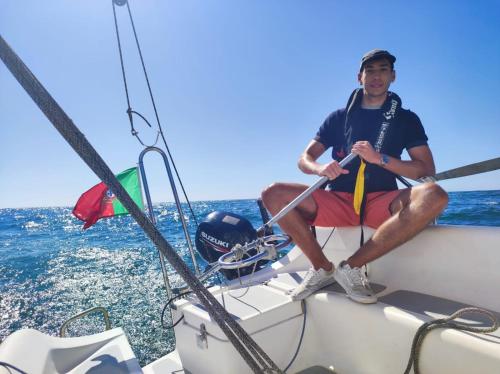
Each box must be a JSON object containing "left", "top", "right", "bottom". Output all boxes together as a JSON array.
[
  {"left": 111, "top": 0, "right": 199, "bottom": 227},
  {"left": 0, "top": 34, "right": 282, "bottom": 374}
]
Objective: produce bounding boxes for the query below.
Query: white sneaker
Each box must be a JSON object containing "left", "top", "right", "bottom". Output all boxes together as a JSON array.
[
  {"left": 333, "top": 261, "right": 377, "bottom": 304},
  {"left": 289, "top": 266, "right": 336, "bottom": 301}
]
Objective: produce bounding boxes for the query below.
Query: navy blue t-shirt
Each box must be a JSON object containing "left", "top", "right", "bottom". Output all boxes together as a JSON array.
[{"left": 314, "top": 107, "right": 428, "bottom": 193}]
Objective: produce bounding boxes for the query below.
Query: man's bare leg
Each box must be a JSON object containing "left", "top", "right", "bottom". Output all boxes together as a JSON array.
[
  {"left": 261, "top": 182, "right": 333, "bottom": 271},
  {"left": 262, "top": 182, "right": 448, "bottom": 270},
  {"left": 347, "top": 183, "right": 448, "bottom": 268}
]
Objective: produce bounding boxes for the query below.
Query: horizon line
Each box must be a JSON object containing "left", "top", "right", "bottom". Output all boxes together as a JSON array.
[{"left": 1, "top": 188, "right": 498, "bottom": 210}]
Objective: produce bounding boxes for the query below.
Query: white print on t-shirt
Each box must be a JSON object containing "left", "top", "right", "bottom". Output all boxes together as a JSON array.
[{"left": 383, "top": 98, "right": 398, "bottom": 121}]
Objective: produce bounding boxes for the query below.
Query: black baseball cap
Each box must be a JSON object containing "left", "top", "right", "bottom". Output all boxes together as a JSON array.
[{"left": 360, "top": 49, "right": 396, "bottom": 71}]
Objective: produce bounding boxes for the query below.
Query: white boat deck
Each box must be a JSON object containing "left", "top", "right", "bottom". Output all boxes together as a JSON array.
[{"left": 1, "top": 225, "right": 499, "bottom": 373}]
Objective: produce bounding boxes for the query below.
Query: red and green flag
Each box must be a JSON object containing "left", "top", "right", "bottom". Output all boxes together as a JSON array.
[{"left": 72, "top": 167, "right": 144, "bottom": 229}]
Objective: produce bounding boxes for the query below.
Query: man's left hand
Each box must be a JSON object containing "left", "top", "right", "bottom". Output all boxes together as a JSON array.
[{"left": 351, "top": 141, "right": 380, "bottom": 164}]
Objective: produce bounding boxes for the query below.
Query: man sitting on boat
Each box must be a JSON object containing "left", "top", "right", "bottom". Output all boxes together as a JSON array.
[{"left": 261, "top": 49, "right": 448, "bottom": 303}]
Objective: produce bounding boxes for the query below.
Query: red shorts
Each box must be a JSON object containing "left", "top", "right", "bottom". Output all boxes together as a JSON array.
[{"left": 311, "top": 190, "right": 402, "bottom": 229}]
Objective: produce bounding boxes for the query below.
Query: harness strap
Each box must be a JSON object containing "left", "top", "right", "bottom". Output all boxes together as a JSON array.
[{"left": 343, "top": 90, "right": 402, "bottom": 247}]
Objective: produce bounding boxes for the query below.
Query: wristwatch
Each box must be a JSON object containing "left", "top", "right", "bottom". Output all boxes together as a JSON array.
[{"left": 380, "top": 153, "right": 390, "bottom": 167}]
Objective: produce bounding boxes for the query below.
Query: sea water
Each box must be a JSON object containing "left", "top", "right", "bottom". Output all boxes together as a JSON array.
[{"left": 0, "top": 191, "right": 499, "bottom": 366}]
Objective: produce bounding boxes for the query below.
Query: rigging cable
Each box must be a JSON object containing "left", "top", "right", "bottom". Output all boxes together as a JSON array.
[
  {"left": 111, "top": 0, "right": 199, "bottom": 226},
  {"left": 0, "top": 34, "right": 282, "bottom": 374}
]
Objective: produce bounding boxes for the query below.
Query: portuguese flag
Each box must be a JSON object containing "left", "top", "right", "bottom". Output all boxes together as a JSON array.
[{"left": 72, "top": 167, "right": 144, "bottom": 229}]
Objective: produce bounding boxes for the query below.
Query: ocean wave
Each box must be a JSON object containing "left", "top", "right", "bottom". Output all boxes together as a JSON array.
[
  {"left": 484, "top": 201, "right": 498, "bottom": 205},
  {"left": 0, "top": 194, "right": 498, "bottom": 366},
  {"left": 23, "top": 221, "right": 43, "bottom": 229}
]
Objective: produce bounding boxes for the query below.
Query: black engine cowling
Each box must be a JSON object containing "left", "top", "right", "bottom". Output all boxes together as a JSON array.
[{"left": 195, "top": 211, "right": 264, "bottom": 280}]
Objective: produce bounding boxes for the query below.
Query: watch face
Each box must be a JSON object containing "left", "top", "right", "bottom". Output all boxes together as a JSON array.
[{"left": 382, "top": 154, "right": 389, "bottom": 165}]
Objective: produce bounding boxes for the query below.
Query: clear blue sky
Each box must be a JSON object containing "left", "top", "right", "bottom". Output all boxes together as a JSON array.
[{"left": 1, "top": 0, "right": 499, "bottom": 208}]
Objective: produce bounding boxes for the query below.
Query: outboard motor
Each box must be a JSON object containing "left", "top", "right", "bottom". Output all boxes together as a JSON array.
[{"left": 195, "top": 211, "right": 265, "bottom": 280}]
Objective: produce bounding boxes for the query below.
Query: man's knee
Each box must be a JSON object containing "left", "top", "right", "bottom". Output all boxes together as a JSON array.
[
  {"left": 261, "top": 182, "right": 288, "bottom": 207},
  {"left": 421, "top": 182, "right": 449, "bottom": 212}
]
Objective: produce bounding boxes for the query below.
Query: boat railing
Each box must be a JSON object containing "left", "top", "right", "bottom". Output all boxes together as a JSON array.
[
  {"left": 138, "top": 146, "right": 201, "bottom": 301},
  {"left": 59, "top": 306, "right": 111, "bottom": 337}
]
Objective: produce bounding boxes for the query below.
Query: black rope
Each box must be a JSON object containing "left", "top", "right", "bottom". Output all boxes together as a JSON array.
[
  {"left": 161, "top": 291, "right": 192, "bottom": 329},
  {"left": 320, "top": 227, "right": 335, "bottom": 250},
  {"left": 396, "top": 175, "right": 412, "bottom": 188},
  {"left": 0, "top": 362, "right": 28, "bottom": 374},
  {"left": 257, "top": 198, "right": 274, "bottom": 236},
  {"left": 128, "top": 109, "right": 153, "bottom": 129},
  {"left": 0, "top": 34, "right": 281, "bottom": 374},
  {"left": 284, "top": 228, "right": 332, "bottom": 373},
  {"left": 112, "top": 0, "right": 199, "bottom": 227},
  {"left": 283, "top": 300, "right": 307, "bottom": 373}
]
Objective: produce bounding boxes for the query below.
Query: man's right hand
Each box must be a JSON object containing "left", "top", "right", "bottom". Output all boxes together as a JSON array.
[
  {"left": 316, "top": 160, "right": 349, "bottom": 180},
  {"left": 299, "top": 140, "right": 351, "bottom": 179}
]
